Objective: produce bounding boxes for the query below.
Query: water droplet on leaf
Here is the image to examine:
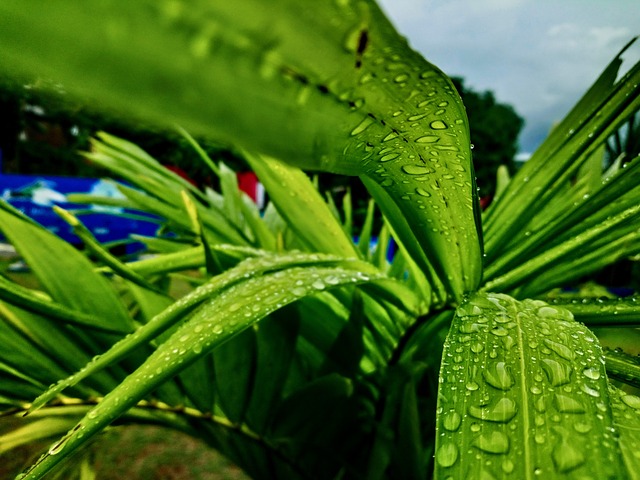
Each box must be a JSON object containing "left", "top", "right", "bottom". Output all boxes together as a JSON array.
[
  {"left": 469, "top": 397, "right": 517, "bottom": 423},
  {"left": 472, "top": 431, "right": 510, "bottom": 454},
  {"left": 443, "top": 411, "right": 462, "bottom": 431},
  {"left": 430, "top": 120, "right": 447, "bottom": 130},
  {"left": 436, "top": 442, "right": 459, "bottom": 467},
  {"left": 554, "top": 393, "right": 585, "bottom": 413}
]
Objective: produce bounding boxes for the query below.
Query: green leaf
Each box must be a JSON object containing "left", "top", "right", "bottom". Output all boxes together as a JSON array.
[
  {"left": 0, "top": 417, "right": 80, "bottom": 455},
  {"left": 0, "top": 276, "right": 125, "bottom": 334},
  {"left": 548, "top": 296, "right": 640, "bottom": 327},
  {"left": 434, "top": 292, "right": 625, "bottom": 479},
  {"left": 484, "top": 38, "right": 639, "bottom": 261},
  {"left": 603, "top": 347, "right": 640, "bottom": 389},
  {"left": 245, "top": 311, "right": 300, "bottom": 433},
  {"left": 243, "top": 152, "right": 358, "bottom": 258},
  {"left": 18, "top": 257, "right": 384, "bottom": 478},
  {"left": 608, "top": 385, "right": 640, "bottom": 479},
  {"left": 0, "top": 201, "right": 133, "bottom": 333},
  {"left": 358, "top": 199, "right": 376, "bottom": 259},
  {"left": 213, "top": 327, "right": 256, "bottom": 424},
  {"left": 0, "top": 0, "right": 482, "bottom": 300}
]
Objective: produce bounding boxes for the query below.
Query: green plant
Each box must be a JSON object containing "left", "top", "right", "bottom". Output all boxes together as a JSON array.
[{"left": 0, "top": 1, "right": 639, "bottom": 479}]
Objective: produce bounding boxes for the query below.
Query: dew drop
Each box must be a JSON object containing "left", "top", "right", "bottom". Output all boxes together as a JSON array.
[
  {"left": 436, "top": 442, "right": 459, "bottom": 468},
  {"left": 537, "top": 306, "right": 559, "bottom": 317},
  {"left": 554, "top": 393, "right": 585, "bottom": 413},
  {"left": 292, "top": 286, "right": 307, "bottom": 296},
  {"left": 382, "top": 132, "right": 399, "bottom": 142},
  {"left": 469, "top": 397, "right": 517, "bottom": 423},
  {"left": 380, "top": 153, "right": 400, "bottom": 162},
  {"left": 552, "top": 430, "right": 586, "bottom": 473},
  {"left": 443, "top": 411, "right": 462, "bottom": 431},
  {"left": 408, "top": 113, "right": 427, "bottom": 121},
  {"left": 490, "top": 326, "right": 509, "bottom": 337},
  {"left": 434, "top": 145, "right": 459, "bottom": 152},
  {"left": 543, "top": 339, "right": 575, "bottom": 361},
  {"left": 582, "top": 367, "right": 601, "bottom": 380},
  {"left": 573, "top": 422, "right": 592, "bottom": 433},
  {"left": 416, "top": 187, "right": 431, "bottom": 197},
  {"left": 430, "top": 120, "right": 448, "bottom": 130},
  {"left": 502, "top": 335, "right": 516, "bottom": 351},
  {"left": 621, "top": 394, "right": 640, "bottom": 409},
  {"left": 48, "top": 439, "right": 66, "bottom": 456},
  {"left": 466, "top": 381, "right": 480, "bottom": 391},
  {"left": 324, "top": 275, "right": 340, "bottom": 285},
  {"left": 471, "top": 342, "right": 485, "bottom": 354},
  {"left": 483, "top": 362, "right": 514, "bottom": 391},
  {"left": 350, "top": 116, "right": 375, "bottom": 136},
  {"left": 502, "top": 459, "right": 515, "bottom": 473},
  {"left": 472, "top": 431, "right": 510, "bottom": 454},
  {"left": 540, "top": 358, "right": 573, "bottom": 387},
  {"left": 312, "top": 280, "right": 326, "bottom": 290},
  {"left": 580, "top": 384, "right": 600, "bottom": 397},
  {"left": 394, "top": 73, "right": 409, "bottom": 83},
  {"left": 402, "top": 164, "right": 431, "bottom": 175},
  {"left": 415, "top": 135, "right": 440, "bottom": 143}
]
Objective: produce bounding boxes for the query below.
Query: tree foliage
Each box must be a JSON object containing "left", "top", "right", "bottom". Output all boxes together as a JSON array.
[{"left": 452, "top": 77, "right": 524, "bottom": 198}]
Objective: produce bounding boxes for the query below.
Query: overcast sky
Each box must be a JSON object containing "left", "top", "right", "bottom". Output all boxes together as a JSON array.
[{"left": 377, "top": 0, "right": 640, "bottom": 156}]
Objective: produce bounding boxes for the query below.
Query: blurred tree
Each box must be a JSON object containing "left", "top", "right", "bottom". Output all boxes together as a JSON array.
[
  {"left": 0, "top": 79, "right": 240, "bottom": 185},
  {"left": 451, "top": 77, "right": 524, "bottom": 199}
]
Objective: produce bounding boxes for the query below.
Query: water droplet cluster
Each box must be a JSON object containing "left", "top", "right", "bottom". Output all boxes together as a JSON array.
[
  {"left": 340, "top": 42, "right": 481, "bottom": 294},
  {"left": 434, "top": 293, "right": 622, "bottom": 479}
]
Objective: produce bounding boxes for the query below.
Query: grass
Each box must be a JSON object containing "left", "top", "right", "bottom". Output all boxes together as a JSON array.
[{"left": 0, "top": 417, "right": 248, "bottom": 479}]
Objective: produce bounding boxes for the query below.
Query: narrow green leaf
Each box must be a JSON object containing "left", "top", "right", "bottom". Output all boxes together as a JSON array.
[
  {"left": 484, "top": 38, "right": 639, "bottom": 259},
  {"left": 485, "top": 153, "right": 640, "bottom": 282},
  {"left": 603, "top": 347, "right": 640, "bottom": 389},
  {"left": 318, "top": 292, "right": 365, "bottom": 378},
  {"left": 358, "top": 200, "right": 376, "bottom": 259},
  {"left": 125, "top": 246, "right": 206, "bottom": 276},
  {"left": 53, "top": 206, "right": 161, "bottom": 294},
  {"left": 393, "top": 375, "right": 425, "bottom": 479},
  {"left": 213, "top": 328, "right": 256, "bottom": 425},
  {"left": 269, "top": 374, "right": 356, "bottom": 477},
  {"left": 218, "top": 162, "right": 245, "bottom": 233},
  {"left": 483, "top": 203, "right": 640, "bottom": 295},
  {"left": 245, "top": 311, "right": 300, "bottom": 433},
  {"left": 608, "top": 384, "right": 640, "bottom": 479},
  {"left": 18, "top": 261, "right": 383, "bottom": 479},
  {"left": 548, "top": 296, "right": 640, "bottom": 327},
  {"left": 243, "top": 152, "right": 358, "bottom": 258},
  {"left": 27, "top": 252, "right": 370, "bottom": 414},
  {"left": 0, "top": 202, "right": 132, "bottom": 332},
  {"left": 238, "top": 195, "right": 277, "bottom": 250},
  {"left": 363, "top": 176, "right": 443, "bottom": 303},
  {"left": 434, "top": 292, "right": 624, "bottom": 479},
  {"left": 0, "top": 417, "right": 79, "bottom": 455},
  {"left": 0, "top": 276, "right": 125, "bottom": 334}
]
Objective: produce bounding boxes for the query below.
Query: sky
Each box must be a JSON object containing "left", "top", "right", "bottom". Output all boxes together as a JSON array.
[{"left": 377, "top": 0, "right": 640, "bottom": 157}]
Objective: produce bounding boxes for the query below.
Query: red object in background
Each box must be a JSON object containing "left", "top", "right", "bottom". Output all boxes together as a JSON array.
[
  {"left": 165, "top": 165, "right": 197, "bottom": 186},
  {"left": 480, "top": 195, "right": 493, "bottom": 210},
  {"left": 237, "top": 171, "right": 265, "bottom": 209}
]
